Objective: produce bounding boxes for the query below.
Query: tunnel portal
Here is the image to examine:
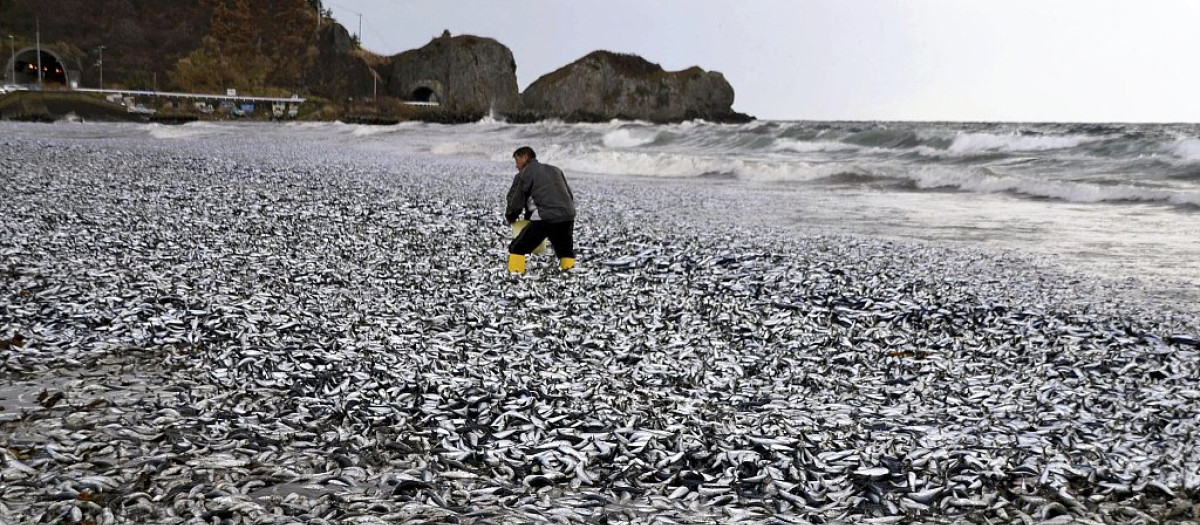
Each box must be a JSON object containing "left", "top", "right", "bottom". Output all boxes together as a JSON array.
[
  {"left": 410, "top": 86, "right": 438, "bottom": 103},
  {"left": 8, "top": 49, "right": 70, "bottom": 85}
]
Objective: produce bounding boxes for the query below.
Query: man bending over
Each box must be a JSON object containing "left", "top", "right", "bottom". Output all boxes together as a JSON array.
[{"left": 505, "top": 146, "right": 576, "bottom": 273}]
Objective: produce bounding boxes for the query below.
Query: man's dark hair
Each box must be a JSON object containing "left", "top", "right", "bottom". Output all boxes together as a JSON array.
[{"left": 513, "top": 146, "right": 536, "bottom": 159}]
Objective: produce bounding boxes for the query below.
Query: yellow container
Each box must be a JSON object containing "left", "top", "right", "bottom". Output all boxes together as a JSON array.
[{"left": 512, "top": 220, "right": 548, "bottom": 255}]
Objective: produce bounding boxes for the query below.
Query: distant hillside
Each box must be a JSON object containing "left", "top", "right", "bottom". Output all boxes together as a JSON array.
[
  {"left": 1, "top": 0, "right": 212, "bottom": 90},
  {"left": 0, "top": 1, "right": 748, "bottom": 123},
  {"left": 0, "top": 0, "right": 347, "bottom": 97}
]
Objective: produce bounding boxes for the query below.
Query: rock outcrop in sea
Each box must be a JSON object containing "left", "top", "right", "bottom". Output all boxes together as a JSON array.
[
  {"left": 387, "top": 33, "right": 522, "bottom": 115},
  {"left": 0, "top": 0, "right": 751, "bottom": 124},
  {"left": 521, "top": 51, "right": 753, "bottom": 123}
]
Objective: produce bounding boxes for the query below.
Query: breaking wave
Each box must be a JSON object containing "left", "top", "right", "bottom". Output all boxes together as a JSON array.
[
  {"left": 1167, "top": 138, "right": 1200, "bottom": 162},
  {"left": 538, "top": 145, "right": 846, "bottom": 182},
  {"left": 145, "top": 121, "right": 226, "bottom": 140},
  {"left": 602, "top": 128, "right": 661, "bottom": 148},
  {"left": 946, "top": 132, "right": 1093, "bottom": 153},
  {"left": 411, "top": 119, "right": 1200, "bottom": 207},
  {"left": 903, "top": 167, "right": 1200, "bottom": 206}
]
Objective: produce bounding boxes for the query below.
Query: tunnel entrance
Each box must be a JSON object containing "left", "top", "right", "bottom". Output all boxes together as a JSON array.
[
  {"left": 9, "top": 49, "right": 69, "bottom": 85},
  {"left": 410, "top": 86, "right": 438, "bottom": 103}
]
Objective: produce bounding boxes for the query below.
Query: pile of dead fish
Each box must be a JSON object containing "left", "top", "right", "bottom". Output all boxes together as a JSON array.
[{"left": 1, "top": 125, "right": 1198, "bottom": 524}]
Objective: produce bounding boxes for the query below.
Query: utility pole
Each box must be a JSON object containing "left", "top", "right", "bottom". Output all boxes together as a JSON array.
[
  {"left": 7, "top": 35, "right": 14, "bottom": 85},
  {"left": 96, "top": 45, "right": 105, "bottom": 89}
]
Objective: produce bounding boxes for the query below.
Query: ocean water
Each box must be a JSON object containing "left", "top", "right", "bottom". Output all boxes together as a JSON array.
[{"left": 13, "top": 118, "right": 1200, "bottom": 305}]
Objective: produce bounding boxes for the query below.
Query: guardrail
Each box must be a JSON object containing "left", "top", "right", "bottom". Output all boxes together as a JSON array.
[
  {"left": 73, "top": 88, "right": 305, "bottom": 104},
  {"left": 71, "top": 88, "right": 441, "bottom": 107}
]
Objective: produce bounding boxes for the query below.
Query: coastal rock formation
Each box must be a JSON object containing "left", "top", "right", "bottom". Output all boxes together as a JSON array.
[
  {"left": 1, "top": 0, "right": 751, "bottom": 123},
  {"left": 305, "top": 23, "right": 377, "bottom": 99},
  {"left": 521, "top": 51, "right": 751, "bottom": 123},
  {"left": 386, "top": 33, "right": 521, "bottom": 114}
]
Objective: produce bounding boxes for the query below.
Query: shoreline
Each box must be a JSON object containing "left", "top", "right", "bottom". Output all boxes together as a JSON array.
[
  {"left": 2, "top": 130, "right": 1198, "bottom": 524},
  {"left": 0, "top": 91, "right": 755, "bottom": 126}
]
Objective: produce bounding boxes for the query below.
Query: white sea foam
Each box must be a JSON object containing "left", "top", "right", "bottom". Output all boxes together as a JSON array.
[
  {"left": 430, "top": 142, "right": 498, "bottom": 157},
  {"left": 145, "top": 122, "right": 222, "bottom": 140},
  {"left": 477, "top": 112, "right": 504, "bottom": 125},
  {"left": 540, "top": 145, "right": 843, "bottom": 182},
  {"left": 602, "top": 128, "right": 660, "bottom": 148},
  {"left": 771, "top": 138, "right": 857, "bottom": 153},
  {"left": 908, "top": 167, "right": 1200, "bottom": 206},
  {"left": 549, "top": 148, "right": 718, "bottom": 178},
  {"left": 345, "top": 123, "right": 404, "bottom": 137},
  {"left": 1166, "top": 138, "right": 1200, "bottom": 161},
  {"left": 948, "top": 132, "right": 1092, "bottom": 153}
]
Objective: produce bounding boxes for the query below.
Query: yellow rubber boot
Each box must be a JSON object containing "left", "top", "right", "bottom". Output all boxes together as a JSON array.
[
  {"left": 559, "top": 257, "right": 575, "bottom": 271},
  {"left": 508, "top": 254, "right": 526, "bottom": 274}
]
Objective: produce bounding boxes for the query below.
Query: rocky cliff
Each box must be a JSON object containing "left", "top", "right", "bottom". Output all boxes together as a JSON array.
[
  {"left": 304, "top": 23, "right": 377, "bottom": 100},
  {"left": 385, "top": 33, "right": 521, "bottom": 115},
  {"left": 0, "top": 0, "right": 747, "bottom": 123},
  {"left": 521, "top": 51, "right": 752, "bottom": 123}
]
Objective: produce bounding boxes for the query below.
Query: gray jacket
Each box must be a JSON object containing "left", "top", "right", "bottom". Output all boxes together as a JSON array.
[{"left": 505, "top": 159, "right": 575, "bottom": 223}]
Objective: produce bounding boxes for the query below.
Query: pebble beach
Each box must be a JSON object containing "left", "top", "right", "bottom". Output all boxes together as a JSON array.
[{"left": 2, "top": 122, "right": 1199, "bottom": 524}]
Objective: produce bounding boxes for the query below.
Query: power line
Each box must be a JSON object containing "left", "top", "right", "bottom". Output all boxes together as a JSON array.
[
  {"left": 323, "top": 2, "right": 394, "bottom": 52},
  {"left": 359, "top": 18, "right": 396, "bottom": 53},
  {"left": 324, "top": 1, "right": 361, "bottom": 41}
]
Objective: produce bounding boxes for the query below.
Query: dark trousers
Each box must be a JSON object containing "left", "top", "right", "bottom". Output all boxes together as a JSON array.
[{"left": 510, "top": 220, "right": 574, "bottom": 258}]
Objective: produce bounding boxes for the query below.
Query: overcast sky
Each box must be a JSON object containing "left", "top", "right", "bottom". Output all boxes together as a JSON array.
[{"left": 327, "top": 0, "right": 1200, "bottom": 123}]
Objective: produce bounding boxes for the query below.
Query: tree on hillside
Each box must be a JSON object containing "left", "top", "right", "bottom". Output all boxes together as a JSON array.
[
  {"left": 260, "top": 0, "right": 320, "bottom": 88},
  {"left": 1, "top": 0, "right": 209, "bottom": 89},
  {"left": 171, "top": 0, "right": 317, "bottom": 94},
  {"left": 172, "top": 0, "right": 270, "bottom": 92}
]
